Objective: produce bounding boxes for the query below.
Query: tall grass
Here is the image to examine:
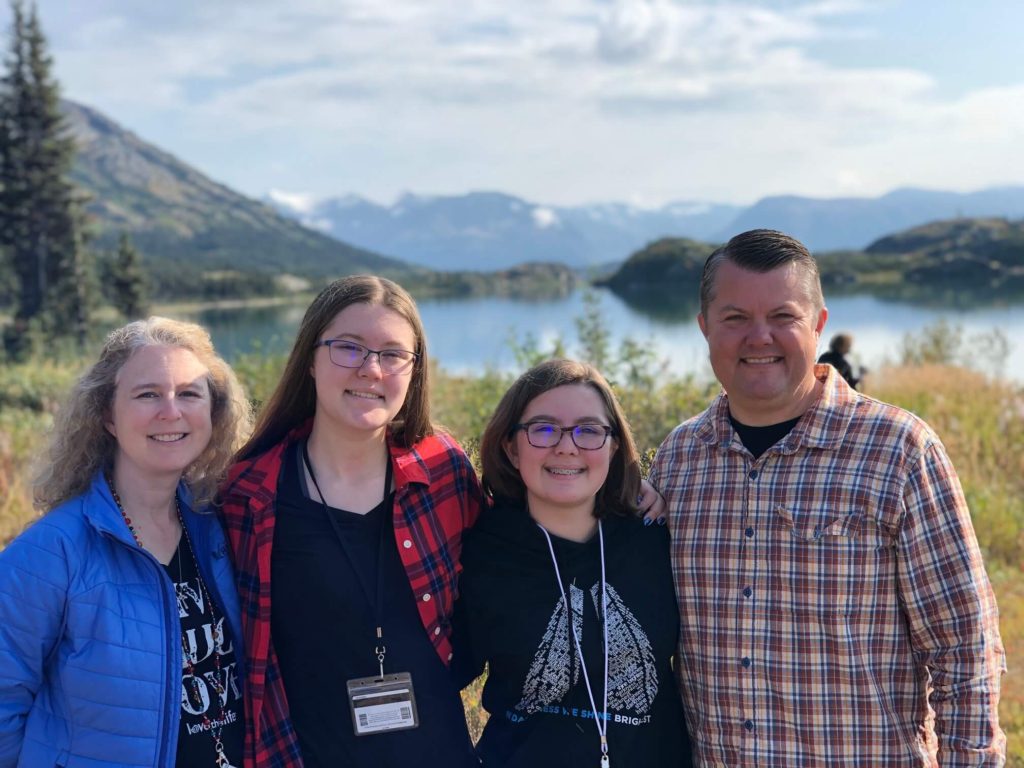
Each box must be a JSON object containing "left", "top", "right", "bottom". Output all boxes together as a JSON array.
[
  {"left": 867, "top": 362, "right": 1024, "bottom": 765},
  {"left": 1, "top": 324, "right": 1021, "bottom": 760}
]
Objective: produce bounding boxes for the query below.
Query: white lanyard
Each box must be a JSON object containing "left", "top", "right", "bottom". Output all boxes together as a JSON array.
[{"left": 537, "top": 520, "right": 610, "bottom": 768}]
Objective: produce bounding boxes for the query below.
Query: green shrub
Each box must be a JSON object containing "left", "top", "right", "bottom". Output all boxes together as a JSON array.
[{"left": 0, "top": 359, "right": 80, "bottom": 413}]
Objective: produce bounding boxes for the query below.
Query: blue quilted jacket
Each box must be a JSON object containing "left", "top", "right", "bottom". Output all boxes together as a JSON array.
[{"left": 0, "top": 473, "right": 244, "bottom": 768}]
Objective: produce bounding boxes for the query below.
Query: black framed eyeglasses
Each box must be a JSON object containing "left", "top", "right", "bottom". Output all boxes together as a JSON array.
[
  {"left": 514, "top": 421, "right": 615, "bottom": 450},
  {"left": 314, "top": 339, "right": 419, "bottom": 374}
]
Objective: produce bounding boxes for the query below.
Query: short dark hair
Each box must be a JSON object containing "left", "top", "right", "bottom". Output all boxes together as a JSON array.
[
  {"left": 479, "top": 359, "right": 641, "bottom": 518},
  {"left": 700, "top": 229, "right": 824, "bottom": 316}
]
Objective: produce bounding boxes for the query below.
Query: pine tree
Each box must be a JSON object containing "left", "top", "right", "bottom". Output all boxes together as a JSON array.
[
  {"left": 57, "top": 203, "right": 94, "bottom": 344},
  {"left": 0, "top": 1, "right": 88, "bottom": 352},
  {"left": 110, "top": 232, "right": 148, "bottom": 319}
]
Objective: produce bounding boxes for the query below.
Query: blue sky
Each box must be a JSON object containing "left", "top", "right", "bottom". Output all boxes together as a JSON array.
[{"left": 9, "top": 0, "right": 1024, "bottom": 208}]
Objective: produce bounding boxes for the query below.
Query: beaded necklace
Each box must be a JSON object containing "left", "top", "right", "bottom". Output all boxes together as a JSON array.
[
  {"left": 107, "top": 475, "right": 233, "bottom": 767},
  {"left": 107, "top": 475, "right": 143, "bottom": 547}
]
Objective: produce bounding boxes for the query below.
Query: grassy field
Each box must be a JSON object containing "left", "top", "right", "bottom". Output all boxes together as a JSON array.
[{"left": 1, "top": 348, "right": 1021, "bottom": 761}]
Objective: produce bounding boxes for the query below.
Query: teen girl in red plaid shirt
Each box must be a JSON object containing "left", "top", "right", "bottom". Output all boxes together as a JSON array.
[{"left": 220, "top": 276, "right": 485, "bottom": 767}]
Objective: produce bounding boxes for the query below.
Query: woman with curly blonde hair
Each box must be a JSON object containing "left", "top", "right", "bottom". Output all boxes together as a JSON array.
[{"left": 0, "top": 317, "right": 252, "bottom": 767}]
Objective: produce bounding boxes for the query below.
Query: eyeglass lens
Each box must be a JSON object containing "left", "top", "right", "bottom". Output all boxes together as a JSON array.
[
  {"left": 526, "top": 423, "right": 609, "bottom": 449},
  {"left": 326, "top": 341, "right": 415, "bottom": 373}
]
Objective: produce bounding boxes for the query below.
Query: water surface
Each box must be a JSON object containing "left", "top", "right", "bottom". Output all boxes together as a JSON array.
[{"left": 185, "top": 289, "right": 1024, "bottom": 384}]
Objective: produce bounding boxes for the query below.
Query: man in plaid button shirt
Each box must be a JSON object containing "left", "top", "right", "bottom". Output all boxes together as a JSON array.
[{"left": 651, "top": 229, "right": 1006, "bottom": 767}]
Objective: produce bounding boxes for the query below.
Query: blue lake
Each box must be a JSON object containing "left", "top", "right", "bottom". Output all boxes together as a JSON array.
[{"left": 182, "top": 288, "right": 1024, "bottom": 384}]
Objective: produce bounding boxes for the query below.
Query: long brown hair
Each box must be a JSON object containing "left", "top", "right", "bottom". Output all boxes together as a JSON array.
[
  {"left": 237, "top": 275, "right": 433, "bottom": 460},
  {"left": 34, "top": 317, "right": 252, "bottom": 510},
  {"left": 479, "top": 359, "right": 640, "bottom": 517}
]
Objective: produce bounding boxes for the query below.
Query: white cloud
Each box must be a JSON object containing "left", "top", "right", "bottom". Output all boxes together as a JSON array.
[
  {"left": 18, "top": 0, "right": 1024, "bottom": 205},
  {"left": 597, "top": 0, "right": 671, "bottom": 63}
]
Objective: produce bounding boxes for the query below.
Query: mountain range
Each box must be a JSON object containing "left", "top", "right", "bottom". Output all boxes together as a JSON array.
[
  {"left": 265, "top": 191, "right": 740, "bottom": 272},
  {"left": 61, "top": 98, "right": 1024, "bottom": 279},
  {"left": 269, "top": 186, "right": 1024, "bottom": 271}
]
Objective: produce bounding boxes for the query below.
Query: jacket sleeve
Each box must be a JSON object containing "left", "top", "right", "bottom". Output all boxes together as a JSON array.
[
  {"left": 896, "top": 440, "right": 1006, "bottom": 767},
  {"left": 0, "top": 519, "right": 74, "bottom": 767}
]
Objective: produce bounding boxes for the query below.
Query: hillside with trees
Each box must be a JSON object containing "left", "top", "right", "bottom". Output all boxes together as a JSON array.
[
  {"left": 0, "top": 2, "right": 416, "bottom": 358},
  {"left": 64, "top": 100, "right": 413, "bottom": 287},
  {"left": 600, "top": 218, "right": 1024, "bottom": 306}
]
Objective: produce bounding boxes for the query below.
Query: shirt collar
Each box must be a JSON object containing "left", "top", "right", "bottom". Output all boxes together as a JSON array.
[
  {"left": 697, "top": 364, "right": 859, "bottom": 454},
  {"left": 389, "top": 436, "right": 432, "bottom": 489}
]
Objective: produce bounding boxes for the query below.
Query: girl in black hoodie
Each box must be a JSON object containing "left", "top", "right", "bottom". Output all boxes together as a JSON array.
[{"left": 453, "top": 359, "right": 692, "bottom": 768}]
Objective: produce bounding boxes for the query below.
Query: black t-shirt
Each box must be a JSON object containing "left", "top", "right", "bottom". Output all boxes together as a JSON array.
[
  {"left": 454, "top": 501, "right": 692, "bottom": 768},
  {"left": 164, "top": 534, "right": 244, "bottom": 767},
  {"left": 270, "top": 440, "right": 478, "bottom": 768},
  {"left": 729, "top": 415, "right": 801, "bottom": 459}
]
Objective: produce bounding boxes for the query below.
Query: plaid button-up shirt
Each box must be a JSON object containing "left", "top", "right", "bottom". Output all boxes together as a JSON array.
[
  {"left": 220, "top": 422, "right": 484, "bottom": 768},
  {"left": 651, "top": 365, "right": 1006, "bottom": 767}
]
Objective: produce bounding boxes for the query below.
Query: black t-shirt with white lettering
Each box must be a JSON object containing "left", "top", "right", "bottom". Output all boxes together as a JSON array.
[{"left": 164, "top": 534, "right": 244, "bottom": 767}]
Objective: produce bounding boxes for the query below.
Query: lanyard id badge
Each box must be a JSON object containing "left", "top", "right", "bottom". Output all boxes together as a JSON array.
[
  {"left": 303, "top": 442, "right": 421, "bottom": 737},
  {"left": 347, "top": 672, "right": 420, "bottom": 735}
]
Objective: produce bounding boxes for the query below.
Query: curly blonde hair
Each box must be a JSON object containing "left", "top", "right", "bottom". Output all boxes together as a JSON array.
[{"left": 33, "top": 317, "right": 253, "bottom": 511}]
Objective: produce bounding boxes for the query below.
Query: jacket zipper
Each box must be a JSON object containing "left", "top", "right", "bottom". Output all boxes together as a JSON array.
[{"left": 105, "top": 531, "right": 177, "bottom": 767}]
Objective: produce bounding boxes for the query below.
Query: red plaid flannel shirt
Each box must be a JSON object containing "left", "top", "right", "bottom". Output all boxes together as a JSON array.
[{"left": 220, "top": 421, "right": 484, "bottom": 768}]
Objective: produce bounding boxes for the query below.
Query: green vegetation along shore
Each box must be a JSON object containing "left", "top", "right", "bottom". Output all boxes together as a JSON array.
[
  {"left": 2, "top": 330, "right": 1021, "bottom": 761},
  {"left": 600, "top": 217, "right": 1024, "bottom": 308}
]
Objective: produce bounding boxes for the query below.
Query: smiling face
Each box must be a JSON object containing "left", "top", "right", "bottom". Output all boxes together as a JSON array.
[
  {"left": 698, "top": 259, "right": 828, "bottom": 425},
  {"left": 310, "top": 302, "right": 418, "bottom": 442},
  {"left": 106, "top": 345, "right": 213, "bottom": 484},
  {"left": 504, "top": 384, "right": 617, "bottom": 522}
]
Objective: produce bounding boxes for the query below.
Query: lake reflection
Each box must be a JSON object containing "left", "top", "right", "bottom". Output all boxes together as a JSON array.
[{"left": 187, "top": 288, "right": 1024, "bottom": 384}]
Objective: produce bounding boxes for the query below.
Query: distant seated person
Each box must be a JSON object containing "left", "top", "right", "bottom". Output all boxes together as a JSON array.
[{"left": 818, "top": 332, "right": 864, "bottom": 389}]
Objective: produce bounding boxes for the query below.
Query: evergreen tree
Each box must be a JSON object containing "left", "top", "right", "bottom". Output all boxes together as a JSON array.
[
  {"left": 0, "top": 1, "right": 88, "bottom": 352},
  {"left": 109, "top": 232, "right": 148, "bottom": 319},
  {"left": 58, "top": 203, "right": 94, "bottom": 344}
]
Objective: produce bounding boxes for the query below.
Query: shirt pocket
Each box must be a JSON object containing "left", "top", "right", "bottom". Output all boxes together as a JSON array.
[
  {"left": 776, "top": 504, "right": 863, "bottom": 541},
  {"left": 772, "top": 504, "right": 894, "bottom": 617}
]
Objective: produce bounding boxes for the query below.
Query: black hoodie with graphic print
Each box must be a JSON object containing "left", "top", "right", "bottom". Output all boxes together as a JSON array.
[{"left": 453, "top": 499, "right": 693, "bottom": 768}]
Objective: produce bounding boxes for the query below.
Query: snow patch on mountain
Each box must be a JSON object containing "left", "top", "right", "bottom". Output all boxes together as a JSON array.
[{"left": 532, "top": 206, "right": 560, "bottom": 229}]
